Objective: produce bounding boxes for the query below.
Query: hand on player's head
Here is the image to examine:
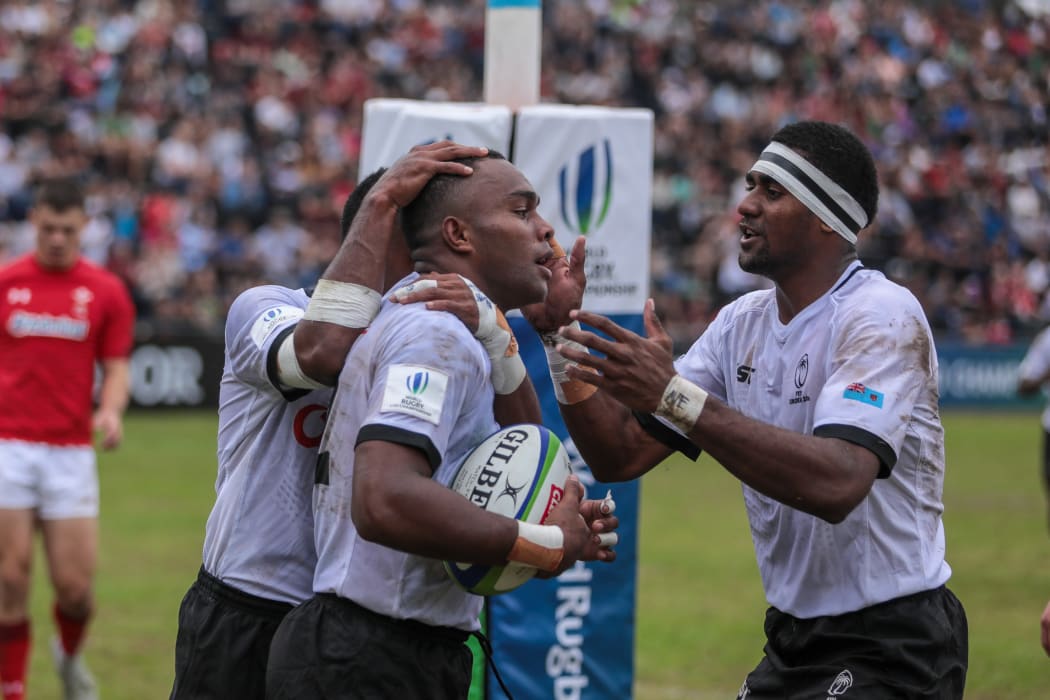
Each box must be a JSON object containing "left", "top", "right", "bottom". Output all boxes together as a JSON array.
[
  {"left": 521, "top": 236, "right": 587, "bottom": 333},
  {"left": 375, "top": 141, "right": 490, "bottom": 210}
]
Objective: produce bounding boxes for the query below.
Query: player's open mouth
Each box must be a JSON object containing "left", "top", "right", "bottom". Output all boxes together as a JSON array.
[
  {"left": 536, "top": 251, "right": 554, "bottom": 266},
  {"left": 739, "top": 224, "right": 760, "bottom": 241}
]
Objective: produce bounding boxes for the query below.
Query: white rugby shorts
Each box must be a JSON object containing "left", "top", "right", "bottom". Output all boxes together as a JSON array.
[{"left": 0, "top": 439, "right": 99, "bottom": 519}]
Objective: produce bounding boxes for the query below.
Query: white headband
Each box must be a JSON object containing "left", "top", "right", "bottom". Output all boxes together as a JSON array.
[{"left": 749, "top": 141, "right": 868, "bottom": 244}]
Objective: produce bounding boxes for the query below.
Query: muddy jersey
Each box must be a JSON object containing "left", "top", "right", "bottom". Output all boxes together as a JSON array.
[
  {"left": 674, "top": 261, "right": 951, "bottom": 618},
  {"left": 312, "top": 273, "right": 498, "bottom": 631},
  {"left": 0, "top": 255, "right": 134, "bottom": 445},
  {"left": 203, "top": 285, "right": 332, "bottom": 604}
]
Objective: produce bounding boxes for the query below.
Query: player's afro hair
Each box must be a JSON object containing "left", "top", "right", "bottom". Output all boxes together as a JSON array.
[
  {"left": 398, "top": 150, "right": 508, "bottom": 251},
  {"left": 770, "top": 121, "right": 879, "bottom": 228},
  {"left": 340, "top": 167, "right": 387, "bottom": 242}
]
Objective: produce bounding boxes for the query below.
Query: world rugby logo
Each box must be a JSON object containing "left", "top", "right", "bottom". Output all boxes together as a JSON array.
[{"left": 558, "top": 138, "right": 613, "bottom": 236}]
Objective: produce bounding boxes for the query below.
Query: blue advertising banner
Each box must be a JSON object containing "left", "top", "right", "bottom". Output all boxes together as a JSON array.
[
  {"left": 486, "top": 315, "right": 642, "bottom": 700},
  {"left": 937, "top": 342, "right": 1042, "bottom": 408}
]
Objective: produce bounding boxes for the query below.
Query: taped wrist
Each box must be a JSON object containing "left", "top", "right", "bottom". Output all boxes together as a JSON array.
[
  {"left": 508, "top": 522, "right": 564, "bottom": 573},
  {"left": 276, "top": 333, "right": 328, "bottom": 390},
  {"left": 303, "top": 279, "right": 382, "bottom": 329},
  {"left": 541, "top": 321, "right": 598, "bottom": 404},
  {"left": 462, "top": 276, "right": 526, "bottom": 395},
  {"left": 655, "top": 374, "right": 708, "bottom": 433}
]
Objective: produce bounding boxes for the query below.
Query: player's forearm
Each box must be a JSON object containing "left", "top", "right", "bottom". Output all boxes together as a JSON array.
[
  {"left": 688, "top": 398, "right": 878, "bottom": 522},
  {"left": 98, "top": 359, "right": 130, "bottom": 416},
  {"left": 560, "top": 394, "right": 659, "bottom": 482},
  {"left": 293, "top": 194, "right": 398, "bottom": 383},
  {"left": 493, "top": 376, "right": 542, "bottom": 426}
]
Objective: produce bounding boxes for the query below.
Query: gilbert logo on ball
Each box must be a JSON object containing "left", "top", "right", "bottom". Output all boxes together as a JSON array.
[{"left": 446, "top": 424, "right": 572, "bottom": 595}]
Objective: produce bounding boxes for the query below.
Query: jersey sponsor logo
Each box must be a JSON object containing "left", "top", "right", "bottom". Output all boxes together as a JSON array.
[
  {"left": 736, "top": 364, "right": 754, "bottom": 384},
  {"left": 6, "top": 310, "right": 89, "bottom": 340},
  {"left": 249, "top": 305, "right": 305, "bottom": 349},
  {"left": 6, "top": 287, "right": 31, "bottom": 305},
  {"left": 843, "top": 382, "right": 884, "bottom": 408},
  {"left": 788, "top": 354, "right": 811, "bottom": 405},
  {"left": 381, "top": 364, "right": 448, "bottom": 425},
  {"left": 293, "top": 403, "right": 328, "bottom": 448},
  {"left": 826, "top": 669, "right": 853, "bottom": 697}
]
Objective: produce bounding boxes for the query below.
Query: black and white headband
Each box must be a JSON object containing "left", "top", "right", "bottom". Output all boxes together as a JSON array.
[{"left": 750, "top": 141, "right": 868, "bottom": 244}]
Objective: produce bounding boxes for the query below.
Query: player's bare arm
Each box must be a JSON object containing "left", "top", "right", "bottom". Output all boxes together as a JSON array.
[
  {"left": 351, "top": 440, "right": 617, "bottom": 574},
  {"left": 93, "top": 357, "right": 130, "bottom": 450},
  {"left": 289, "top": 141, "right": 490, "bottom": 387},
  {"left": 559, "top": 303, "right": 881, "bottom": 523}
]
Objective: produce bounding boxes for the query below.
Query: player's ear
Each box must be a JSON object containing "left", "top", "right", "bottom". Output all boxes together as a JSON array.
[{"left": 441, "top": 216, "right": 475, "bottom": 254}]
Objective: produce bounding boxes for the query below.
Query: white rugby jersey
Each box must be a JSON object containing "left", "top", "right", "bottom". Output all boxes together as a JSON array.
[
  {"left": 312, "top": 273, "right": 498, "bottom": 631},
  {"left": 1018, "top": 326, "right": 1050, "bottom": 431},
  {"left": 203, "top": 285, "right": 332, "bottom": 604},
  {"left": 673, "top": 261, "right": 951, "bottom": 618}
]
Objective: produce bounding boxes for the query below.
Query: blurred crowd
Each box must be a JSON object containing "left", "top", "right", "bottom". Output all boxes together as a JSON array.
[{"left": 0, "top": 0, "right": 1047, "bottom": 349}]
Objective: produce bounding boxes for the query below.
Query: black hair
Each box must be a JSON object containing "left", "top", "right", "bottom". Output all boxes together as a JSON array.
[
  {"left": 34, "top": 177, "right": 85, "bottom": 213},
  {"left": 340, "top": 168, "right": 387, "bottom": 241},
  {"left": 398, "top": 151, "right": 507, "bottom": 251},
  {"left": 770, "top": 121, "right": 879, "bottom": 228}
]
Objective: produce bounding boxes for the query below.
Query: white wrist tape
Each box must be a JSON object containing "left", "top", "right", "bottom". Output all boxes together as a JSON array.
[
  {"left": 541, "top": 322, "right": 598, "bottom": 404},
  {"left": 275, "top": 333, "right": 329, "bottom": 390},
  {"left": 303, "top": 279, "right": 382, "bottom": 329},
  {"left": 467, "top": 276, "right": 526, "bottom": 395},
  {"left": 655, "top": 374, "right": 708, "bottom": 433},
  {"left": 509, "top": 522, "right": 564, "bottom": 572}
]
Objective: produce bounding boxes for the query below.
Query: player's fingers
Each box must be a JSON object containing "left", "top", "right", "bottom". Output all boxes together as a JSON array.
[
  {"left": 569, "top": 236, "right": 586, "bottom": 268},
  {"left": 564, "top": 362, "right": 605, "bottom": 388},
  {"left": 643, "top": 298, "right": 671, "bottom": 342},
  {"left": 549, "top": 237, "right": 566, "bottom": 259},
  {"left": 560, "top": 474, "right": 583, "bottom": 505},
  {"left": 595, "top": 532, "right": 618, "bottom": 548},
  {"left": 391, "top": 279, "right": 438, "bottom": 302},
  {"left": 595, "top": 547, "right": 617, "bottom": 563},
  {"left": 568, "top": 310, "right": 637, "bottom": 343},
  {"left": 557, "top": 325, "right": 623, "bottom": 359}
]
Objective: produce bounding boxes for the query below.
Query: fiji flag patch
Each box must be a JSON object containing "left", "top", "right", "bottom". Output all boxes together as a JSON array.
[{"left": 843, "top": 382, "right": 884, "bottom": 408}]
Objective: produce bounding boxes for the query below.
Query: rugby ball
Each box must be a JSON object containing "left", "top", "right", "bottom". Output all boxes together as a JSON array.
[{"left": 445, "top": 424, "right": 572, "bottom": 596}]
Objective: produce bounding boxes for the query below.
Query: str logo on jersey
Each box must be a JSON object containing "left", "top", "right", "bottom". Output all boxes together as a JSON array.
[
  {"left": 789, "top": 353, "right": 811, "bottom": 405},
  {"left": 7, "top": 311, "right": 89, "bottom": 340},
  {"left": 6, "top": 287, "right": 31, "bottom": 305},
  {"left": 736, "top": 364, "right": 754, "bottom": 384}
]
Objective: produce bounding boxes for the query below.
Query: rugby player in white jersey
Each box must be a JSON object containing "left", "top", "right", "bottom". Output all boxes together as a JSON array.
[
  {"left": 170, "top": 142, "right": 562, "bottom": 700},
  {"left": 529, "top": 121, "right": 968, "bottom": 698},
  {"left": 265, "top": 151, "right": 619, "bottom": 700}
]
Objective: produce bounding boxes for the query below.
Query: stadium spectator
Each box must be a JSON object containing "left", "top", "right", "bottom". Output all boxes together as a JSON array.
[
  {"left": 0, "top": 178, "right": 135, "bottom": 700},
  {"left": 265, "top": 151, "right": 618, "bottom": 699},
  {"left": 0, "top": 1, "right": 1046, "bottom": 349},
  {"left": 531, "top": 121, "right": 968, "bottom": 697}
]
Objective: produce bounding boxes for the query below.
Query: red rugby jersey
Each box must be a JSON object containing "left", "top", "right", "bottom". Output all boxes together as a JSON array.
[{"left": 0, "top": 255, "right": 135, "bottom": 445}]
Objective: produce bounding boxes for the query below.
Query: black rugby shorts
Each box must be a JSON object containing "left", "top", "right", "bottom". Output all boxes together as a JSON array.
[{"left": 737, "top": 585, "right": 967, "bottom": 699}]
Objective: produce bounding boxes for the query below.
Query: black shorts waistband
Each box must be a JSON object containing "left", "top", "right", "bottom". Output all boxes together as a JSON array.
[
  {"left": 196, "top": 566, "right": 295, "bottom": 619},
  {"left": 316, "top": 593, "right": 470, "bottom": 644}
]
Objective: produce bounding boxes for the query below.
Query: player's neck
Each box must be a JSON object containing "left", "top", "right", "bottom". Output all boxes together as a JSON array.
[
  {"left": 774, "top": 255, "right": 857, "bottom": 323},
  {"left": 33, "top": 254, "right": 79, "bottom": 273}
]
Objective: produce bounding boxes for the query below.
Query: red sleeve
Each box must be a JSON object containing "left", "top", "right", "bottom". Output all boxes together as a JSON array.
[{"left": 99, "top": 276, "right": 135, "bottom": 359}]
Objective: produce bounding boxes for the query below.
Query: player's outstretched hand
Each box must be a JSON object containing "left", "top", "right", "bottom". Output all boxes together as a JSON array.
[
  {"left": 557, "top": 298, "right": 677, "bottom": 414},
  {"left": 541, "top": 476, "right": 619, "bottom": 578},
  {"left": 373, "top": 140, "right": 489, "bottom": 209},
  {"left": 521, "top": 236, "right": 586, "bottom": 334}
]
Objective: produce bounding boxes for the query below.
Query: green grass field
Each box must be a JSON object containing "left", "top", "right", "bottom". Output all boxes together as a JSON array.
[{"left": 20, "top": 410, "right": 1050, "bottom": 698}]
